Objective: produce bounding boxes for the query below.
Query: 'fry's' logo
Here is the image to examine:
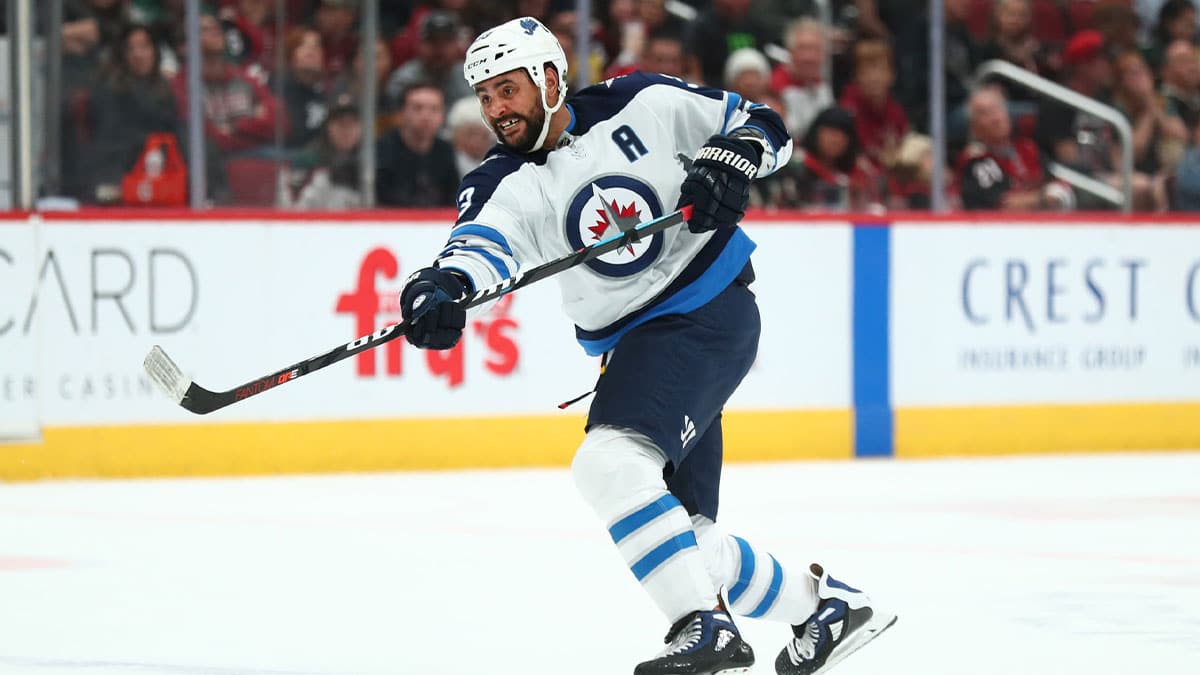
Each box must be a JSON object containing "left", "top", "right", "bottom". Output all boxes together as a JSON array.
[{"left": 335, "top": 247, "right": 518, "bottom": 386}]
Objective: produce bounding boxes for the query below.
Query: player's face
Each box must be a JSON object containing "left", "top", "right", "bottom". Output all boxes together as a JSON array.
[{"left": 474, "top": 70, "right": 548, "bottom": 152}]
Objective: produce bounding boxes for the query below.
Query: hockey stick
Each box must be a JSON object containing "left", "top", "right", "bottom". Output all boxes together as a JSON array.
[{"left": 144, "top": 205, "right": 693, "bottom": 415}]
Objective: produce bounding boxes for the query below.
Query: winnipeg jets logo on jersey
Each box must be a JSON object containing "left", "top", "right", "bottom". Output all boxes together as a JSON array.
[{"left": 565, "top": 176, "right": 664, "bottom": 277}]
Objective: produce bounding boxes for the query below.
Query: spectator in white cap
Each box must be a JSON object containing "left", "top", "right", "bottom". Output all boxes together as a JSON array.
[
  {"left": 723, "top": 47, "right": 771, "bottom": 103},
  {"left": 445, "top": 95, "right": 494, "bottom": 179}
]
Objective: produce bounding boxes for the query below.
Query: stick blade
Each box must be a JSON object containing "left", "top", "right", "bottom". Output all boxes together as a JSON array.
[{"left": 144, "top": 346, "right": 191, "bottom": 405}]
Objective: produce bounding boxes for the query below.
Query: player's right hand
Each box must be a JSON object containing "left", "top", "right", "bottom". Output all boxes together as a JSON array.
[
  {"left": 399, "top": 267, "right": 468, "bottom": 350},
  {"left": 676, "top": 134, "right": 760, "bottom": 233}
]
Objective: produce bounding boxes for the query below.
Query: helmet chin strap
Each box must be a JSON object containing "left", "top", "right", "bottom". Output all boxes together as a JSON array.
[{"left": 527, "top": 70, "right": 567, "bottom": 153}]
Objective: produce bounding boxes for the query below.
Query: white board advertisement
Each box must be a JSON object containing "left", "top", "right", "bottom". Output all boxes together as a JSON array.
[
  {"left": 0, "top": 219, "right": 852, "bottom": 428},
  {"left": 892, "top": 224, "right": 1200, "bottom": 406}
]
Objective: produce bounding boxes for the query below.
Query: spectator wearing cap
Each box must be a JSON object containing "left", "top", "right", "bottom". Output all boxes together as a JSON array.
[
  {"left": 446, "top": 95, "right": 494, "bottom": 179},
  {"left": 276, "top": 27, "right": 328, "bottom": 150},
  {"left": 1162, "top": 39, "right": 1200, "bottom": 132},
  {"left": 288, "top": 93, "right": 364, "bottom": 210},
  {"left": 958, "top": 86, "right": 1075, "bottom": 211},
  {"left": 839, "top": 39, "right": 909, "bottom": 171},
  {"left": 724, "top": 48, "right": 771, "bottom": 102},
  {"left": 376, "top": 81, "right": 459, "bottom": 207},
  {"left": 771, "top": 18, "right": 834, "bottom": 141},
  {"left": 313, "top": 0, "right": 359, "bottom": 81},
  {"left": 683, "top": 0, "right": 777, "bottom": 87},
  {"left": 1035, "top": 30, "right": 1114, "bottom": 170},
  {"left": 384, "top": 11, "right": 473, "bottom": 120}
]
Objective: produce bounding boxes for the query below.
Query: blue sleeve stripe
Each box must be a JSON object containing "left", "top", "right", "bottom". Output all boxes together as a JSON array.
[
  {"left": 745, "top": 555, "right": 784, "bottom": 618},
  {"left": 727, "top": 536, "right": 757, "bottom": 605},
  {"left": 441, "top": 246, "right": 510, "bottom": 279},
  {"left": 630, "top": 531, "right": 698, "bottom": 581},
  {"left": 448, "top": 224, "right": 514, "bottom": 256},
  {"left": 722, "top": 92, "right": 744, "bottom": 134},
  {"left": 609, "top": 494, "right": 680, "bottom": 544}
]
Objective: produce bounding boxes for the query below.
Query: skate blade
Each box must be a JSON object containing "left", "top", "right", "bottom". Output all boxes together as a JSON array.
[
  {"left": 812, "top": 610, "right": 898, "bottom": 675},
  {"left": 711, "top": 668, "right": 752, "bottom": 675}
]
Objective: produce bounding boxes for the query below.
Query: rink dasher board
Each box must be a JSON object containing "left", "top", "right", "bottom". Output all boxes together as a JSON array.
[
  {"left": 1, "top": 213, "right": 1199, "bottom": 478},
  {"left": 0, "top": 216, "right": 850, "bottom": 478}
]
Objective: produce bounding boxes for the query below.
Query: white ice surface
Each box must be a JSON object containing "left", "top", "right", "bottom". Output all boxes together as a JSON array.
[{"left": 2, "top": 452, "right": 1199, "bottom": 675}]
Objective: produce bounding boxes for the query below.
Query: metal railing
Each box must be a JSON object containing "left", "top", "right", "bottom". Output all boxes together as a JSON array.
[{"left": 973, "top": 59, "right": 1134, "bottom": 213}]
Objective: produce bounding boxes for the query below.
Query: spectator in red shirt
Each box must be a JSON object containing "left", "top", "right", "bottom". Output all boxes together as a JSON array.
[
  {"left": 839, "top": 39, "right": 909, "bottom": 170},
  {"left": 958, "top": 86, "right": 1074, "bottom": 211},
  {"left": 171, "top": 10, "right": 288, "bottom": 203},
  {"left": 172, "top": 12, "right": 286, "bottom": 154},
  {"left": 770, "top": 18, "right": 833, "bottom": 140}
]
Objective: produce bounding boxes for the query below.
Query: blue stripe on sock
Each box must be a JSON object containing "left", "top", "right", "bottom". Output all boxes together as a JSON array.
[
  {"left": 727, "top": 536, "right": 756, "bottom": 605},
  {"left": 608, "top": 495, "right": 680, "bottom": 544},
  {"left": 746, "top": 555, "right": 784, "bottom": 618},
  {"left": 630, "top": 531, "right": 698, "bottom": 581}
]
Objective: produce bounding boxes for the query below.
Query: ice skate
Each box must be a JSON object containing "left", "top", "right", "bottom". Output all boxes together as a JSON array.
[
  {"left": 634, "top": 601, "right": 755, "bottom": 675},
  {"left": 774, "top": 564, "right": 897, "bottom": 675}
]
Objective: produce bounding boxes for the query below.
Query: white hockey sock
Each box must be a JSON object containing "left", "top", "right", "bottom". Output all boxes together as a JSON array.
[
  {"left": 692, "top": 515, "right": 818, "bottom": 624},
  {"left": 572, "top": 425, "right": 716, "bottom": 622}
]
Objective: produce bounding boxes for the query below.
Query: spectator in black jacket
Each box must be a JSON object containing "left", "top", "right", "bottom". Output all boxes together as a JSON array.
[
  {"left": 78, "top": 24, "right": 180, "bottom": 203},
  {"left": 376, "top": 81, "right": 459, "bottom": 207},
  {"left": 276, "top": 27, "right": 329, "bottom": 150}
]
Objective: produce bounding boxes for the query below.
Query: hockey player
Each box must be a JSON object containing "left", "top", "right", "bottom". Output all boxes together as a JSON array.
[{"left": 397, "top": 17, "right": 896, "bottom": 675}]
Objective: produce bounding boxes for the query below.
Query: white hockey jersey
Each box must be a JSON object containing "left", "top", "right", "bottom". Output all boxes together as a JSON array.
[{"left": 434, "top": 72, "right": 793, "bottom": 355}]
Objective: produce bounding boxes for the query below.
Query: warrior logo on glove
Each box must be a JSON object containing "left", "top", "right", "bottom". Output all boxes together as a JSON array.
[{"left": 676, "top": 134, "right": 763, "bottom": 233}]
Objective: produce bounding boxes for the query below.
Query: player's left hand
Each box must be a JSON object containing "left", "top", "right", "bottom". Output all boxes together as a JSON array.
[{"left": 676, "top": 134, "right": 761, "bottom": 233}]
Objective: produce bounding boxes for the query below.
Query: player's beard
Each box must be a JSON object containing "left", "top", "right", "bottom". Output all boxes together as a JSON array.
[{"left": 493, "top": 105, "right": 546, "bottom": 153}]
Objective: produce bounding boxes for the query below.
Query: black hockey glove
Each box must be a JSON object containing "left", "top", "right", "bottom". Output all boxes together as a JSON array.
[
  {"left": 399, "top": 267, "right": 468, "bottom": 350},
  {"left": 676, "top": 134, "right": 762, "bottom": 233}
]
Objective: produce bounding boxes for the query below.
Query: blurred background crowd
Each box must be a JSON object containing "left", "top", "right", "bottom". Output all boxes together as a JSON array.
[{"left": 12, "top": 0, "right": 1200, "bottom": 212}]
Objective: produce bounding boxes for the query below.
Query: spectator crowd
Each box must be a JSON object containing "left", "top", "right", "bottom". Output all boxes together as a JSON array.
[{"left": 39, "top": 0, "right": 1200, "bottom": 211}]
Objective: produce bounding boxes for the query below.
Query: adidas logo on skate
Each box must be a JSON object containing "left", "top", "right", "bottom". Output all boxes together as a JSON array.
[{"left": 680, "top": 415, "right": 696, "bottom": 447}]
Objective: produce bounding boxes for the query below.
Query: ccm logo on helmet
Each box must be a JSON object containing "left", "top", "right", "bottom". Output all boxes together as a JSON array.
[
  {"left": 467, "top": 58, "right": 488, "bottom": 69},
  {"left": 695, "top": 147, "right": 758, "bottom": 181}
]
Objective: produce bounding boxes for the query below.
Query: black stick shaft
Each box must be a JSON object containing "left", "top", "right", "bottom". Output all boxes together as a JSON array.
[{"left": 174, "top": 205, "right": 692, "bottom": 414}]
